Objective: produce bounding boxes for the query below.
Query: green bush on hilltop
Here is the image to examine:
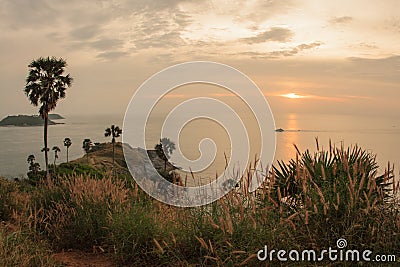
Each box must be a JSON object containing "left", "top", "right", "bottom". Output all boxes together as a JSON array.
[{"left": 53, "top": 162, "right": 104, "bottom": 179}]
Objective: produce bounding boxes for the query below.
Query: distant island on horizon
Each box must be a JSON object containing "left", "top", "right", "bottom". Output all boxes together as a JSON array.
[{"left": 0, "top": 113, "right": 65, "bottom": 127}]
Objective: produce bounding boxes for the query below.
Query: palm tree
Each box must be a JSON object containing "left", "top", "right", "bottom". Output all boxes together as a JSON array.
[
  {"left": 27, "top": 154, "right": 40, "bottom": 174},
  {"left": 104, "top": 125, "right": 122, "bottom": 172},
  {"left": 24, "top": 57, "right": 73, "bottom": 175},
  {"left": 27, "top": 154, "right": 35, "bottom": 166},
  {"left": 52, "top": 146, "right": 60, "bottom": 165},
  {"left": 155, "top": 137, "right": 176, "bottom": 172},
  {"left": 63, "top": 137, "right": 72, "bottom": 163},
  {"left": 52, "top": 146, "right": 60, "bottom": 174},
  {"left": 82, "top": 139, "right": 92, "bottom": 163}
]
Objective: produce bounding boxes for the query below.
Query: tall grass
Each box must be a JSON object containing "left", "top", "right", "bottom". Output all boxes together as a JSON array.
[
  {"left": 1, "top": 143, "right": 399, "bottom": 266},
  {"left": 27, "top": 174, "right": 130, "bottom": 250},
  {"left": 0, "top": 225, "right": 60, "bottom": 267}
]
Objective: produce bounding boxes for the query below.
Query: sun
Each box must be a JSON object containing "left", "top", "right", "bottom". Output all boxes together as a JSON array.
[{"left": 280, "top": 93, "right": 306, "bottom": 99}]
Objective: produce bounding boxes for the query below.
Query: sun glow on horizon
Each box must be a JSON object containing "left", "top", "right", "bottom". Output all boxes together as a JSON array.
[{"left": 280, "top": 93, "right": 307, "bottom": 99}]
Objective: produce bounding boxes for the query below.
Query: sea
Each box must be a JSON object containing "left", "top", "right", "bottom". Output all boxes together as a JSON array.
[{"left": 0, "top": 113, "right": 399, "bottom": 183}]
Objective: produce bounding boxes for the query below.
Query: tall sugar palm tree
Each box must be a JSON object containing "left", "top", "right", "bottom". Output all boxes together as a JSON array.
[
  {"left": 24, "top": 57, "right": 73, "bottom": 175},
  {"left": 63, "top": 137, "right": 72, "bottom": 163},
  {"left": 104, "top": 125, "right": 122, "bottom": 172},
  {"left": 82, "top": 139, "right": 92, "bottom": 164},
  {"left": 52, "top": 146, "right": 60, "bottom": 165},
  {"left": 52, "top": 146, "right": 60, "bottom": 174}
]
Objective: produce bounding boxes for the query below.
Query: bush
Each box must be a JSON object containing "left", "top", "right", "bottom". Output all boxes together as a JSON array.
[
  {"left": 54, "top": 162, "right": 104, "bottom": 178},
  {"left": 271, "top": 143, "right": 398, "bottom": 253}
]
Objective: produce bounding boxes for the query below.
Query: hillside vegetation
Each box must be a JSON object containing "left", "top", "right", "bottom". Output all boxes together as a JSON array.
[{"left": 1, "top": 143, "right": 399, "bottom": 266}]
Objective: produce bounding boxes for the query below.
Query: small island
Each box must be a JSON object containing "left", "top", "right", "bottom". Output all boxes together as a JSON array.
[
  {"left": 48, "top": 113, "right": 65, "bottom": 120},
  {"left": 0, "top": 114, "right": 64, "bottom": 127}
]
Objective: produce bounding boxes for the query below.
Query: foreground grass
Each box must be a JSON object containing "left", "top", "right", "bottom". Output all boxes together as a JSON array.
[
  {"left": 0, "top": 225, "right": 60, "bottom": 267},
  {"left": 1, "top": 144, "right": 399, "bottom": 266}
]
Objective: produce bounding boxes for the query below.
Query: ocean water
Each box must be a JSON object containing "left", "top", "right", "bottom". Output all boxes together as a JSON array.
[{"left": 0, "top": 113, "right": 399, "bottom": 182}]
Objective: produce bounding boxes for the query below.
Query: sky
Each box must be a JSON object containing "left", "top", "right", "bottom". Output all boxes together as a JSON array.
[{"left": 0, "top": 0, "right": 399, "bottom": 119}]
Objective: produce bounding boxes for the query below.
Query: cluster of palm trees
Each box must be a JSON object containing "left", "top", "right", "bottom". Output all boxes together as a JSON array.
[
  {"left": 27, "top": 137, "right": 72, "bottom": 175},
  {"left": 26, "top": 129, "right": 123, "bottom": 177}
]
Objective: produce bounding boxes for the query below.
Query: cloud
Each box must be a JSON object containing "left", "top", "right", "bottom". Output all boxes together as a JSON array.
[
  {"left": 356, "top": 43, "right": 379, "bottom": 50},
  {"left": 91, "top": 38, "right": 124, "bottom": 50},
  {"left": 329, "top": 16, "right": 353, "bottom": 25},
  {"left": 96, "top": 51, "right": 128, "bottom": 60},
  {"left": 242, "top": 27, "right": 294, "bottom": 44},
  {"left": 385, "top": 17, "right": 400, "bottom": 34},
  {"left": 241, "top": 42, "right": 322, "bottom": 59},
  {"left": 235, "top": 0, "right": 297, "bottom": 24},
  {"left": 346, "top": 55, "right": 400, "bottom": 82},
  {"left": 126, "top": 9, "right": 191, "bottom": 50},
  {"left": 70, "top": 25, "right": 102, "bottom": 40},
  {"left": 0, "top": 0, "right": 57, "bottom": 29}
]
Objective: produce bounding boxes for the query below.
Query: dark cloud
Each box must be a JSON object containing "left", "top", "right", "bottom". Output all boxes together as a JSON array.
[
  {"left": 329, "top": 16, "right": 353, "bottom": 25},
  {"left": 242, "top": 27, "right": 294, "bottom": 44}
]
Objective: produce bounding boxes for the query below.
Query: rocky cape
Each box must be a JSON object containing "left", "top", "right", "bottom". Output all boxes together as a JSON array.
[{"left": 70, "top": 142, "right": 176, "bottom": 178}]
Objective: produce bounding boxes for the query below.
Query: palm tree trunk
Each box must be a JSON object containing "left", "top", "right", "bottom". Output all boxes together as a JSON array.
[
  {"left": 44, "top": 112, "right": 49, "bottom": 175},
  {"left": 67, "top": 148, "right": 69, "bottom": 163},
  {"left": 112, "top": 142, "right": 115, "bottom": 166},
  {"left": 112, "top": 140, "right": 115, "bottom": 176},
  {"left": 54, "top": 157, "right": 57, "bottom": 174}
]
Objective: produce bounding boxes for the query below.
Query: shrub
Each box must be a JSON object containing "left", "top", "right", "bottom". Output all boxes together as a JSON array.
[
  {"left": 271, "top": 142, "right": 398, "bottom": 252},
  {"left": 55, "top": 162, "right": 104, "bottom": 178}
]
